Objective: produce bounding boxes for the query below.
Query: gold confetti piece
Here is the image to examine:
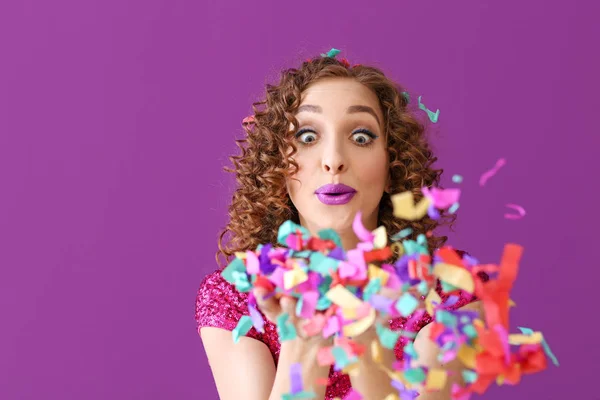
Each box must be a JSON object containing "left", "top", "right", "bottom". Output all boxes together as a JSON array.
[
  {"left": 457, "top": 345, "right": 477, "bottom": 369},
  {"left": 234, "top": 252, "right": 247, "bottom": 259},
  {"left": 343, "top": 307, "right": 376, "bottom": 337},
  {"left": 509, "top": 298, "right": 517, "bottom": 307},
  {"left": 425, "top": 288, "right": 442, "bottom": 315},
  {"left": 371, "top": 339, "right": 383, "bottom": 363},
  {"left": 372, "top": 226, "right": 388, "bottom": 248},
  {"left": 508, "top": 332, "right": 543, "bottom": 345},
  {"left": 326, "top": 284, "right": 364, "bottom": 309},
  {"left": 390, "top": 242, "right": 405, "bottom": 258},
  {"left": 497, "top": 374, "right": 505, "bottom": 385},
  {"left": 425, "top": 368, "right": 448, "bottom": 390},
  {"left": 341, "top": 307, "right": 358, "bottom": 319},
  {"left": 391, "top": 191, "right": 432, "bottom": 221},
  {"left": 433, "top": 263, "right": 475, "bottom": 293},
  {"left": 368, "top": 264, "right": 390, "bottom": 285},
  {"left": 383, "top": 394, "right": 401, "bottom": 400},
  {"left": 283, "top": 268, "right": 308, "bottom": 290}
]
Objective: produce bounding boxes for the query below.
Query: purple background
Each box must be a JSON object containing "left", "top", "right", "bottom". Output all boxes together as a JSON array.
[{"left": 1, "top": 0, "right": 596, "bottom": 398}]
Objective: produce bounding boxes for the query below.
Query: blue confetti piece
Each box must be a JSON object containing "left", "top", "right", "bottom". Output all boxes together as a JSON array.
[{"left": 418, "top": 95, "right": 440, "bottom": 123}]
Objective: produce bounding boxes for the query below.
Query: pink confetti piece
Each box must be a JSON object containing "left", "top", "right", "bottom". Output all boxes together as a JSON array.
[
  {"left": 479, "top": 158, "right": 506, "bottom": 187},
  {"left": 352, "top": 211, "right": 374, "bottom": 242},
  {"left": 504, "top": 203, "right": 526, "bottom": 220},
  {"left": 248, "top": 303, "right": 265, "bottom": 333},
  {"left": 299, "top": 291, "right": 319, "bottom": 319},
  {"left": 421, "top": 187, "right": 461, "bottom": 209},
  {"left": 246, "top": 251, "right": 260, "bottom": 275},
  {"left": 343, "top": 388, "right": 363, "bottom": 400},
  {"left": 323, "top": 316, "right": 341, "bottom": 338}
]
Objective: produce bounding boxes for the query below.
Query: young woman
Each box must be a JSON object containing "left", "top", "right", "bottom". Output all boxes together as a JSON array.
[{"left": 195, "top": 55, "right": 484, "bottom": 400}]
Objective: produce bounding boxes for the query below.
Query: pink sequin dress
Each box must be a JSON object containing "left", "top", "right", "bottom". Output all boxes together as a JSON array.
[{"left": 195, "top": 250, "right": 486, "bottom": 399}]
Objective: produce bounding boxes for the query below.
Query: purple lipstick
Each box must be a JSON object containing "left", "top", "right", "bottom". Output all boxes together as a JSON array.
[{"left": 315, "top": 183, "right": 357, "bottom": 205}]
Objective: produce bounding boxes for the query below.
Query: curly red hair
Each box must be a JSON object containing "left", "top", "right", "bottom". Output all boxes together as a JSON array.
[{"left": 216, "top": 56, "right": 456, "bottom": 267}]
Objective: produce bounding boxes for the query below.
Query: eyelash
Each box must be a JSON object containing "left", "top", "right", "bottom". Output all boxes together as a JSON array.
[{"left": 294, "top": 128, "right": 379, "bottom": 147}]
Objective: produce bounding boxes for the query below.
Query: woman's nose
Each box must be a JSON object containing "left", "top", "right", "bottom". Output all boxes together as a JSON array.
[{"left": 321, "top": 141, "right": 346, "bottom": 174}]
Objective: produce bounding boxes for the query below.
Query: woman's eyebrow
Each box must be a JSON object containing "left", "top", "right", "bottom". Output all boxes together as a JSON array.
[{"left": 296, "top": 104, "right": 381, "bottom": 126}]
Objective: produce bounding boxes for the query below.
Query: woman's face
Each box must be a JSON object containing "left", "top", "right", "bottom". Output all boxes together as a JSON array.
[{"left": 286, "top": 77, "right": 389, "bottom": 241}]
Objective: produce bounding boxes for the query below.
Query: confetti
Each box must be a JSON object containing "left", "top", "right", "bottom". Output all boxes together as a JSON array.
[
  {"left": 417, "top": 96, "right": 440, "bottom": 123},
  {"left": 504, "top": 204, "right": 526, "bottom": 220},
  {"left": 219, "top": 182, "right": 557, "bottom": 399},
  {"left": 479, "top": 158, "right": 506, "bottom": 187}
]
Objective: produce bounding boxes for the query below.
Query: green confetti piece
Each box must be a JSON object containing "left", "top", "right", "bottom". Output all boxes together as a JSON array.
[
  {"left": 462, "top": 369, "right": 478, "bottom": 384},
  {"left": 418, "top": 95, "right": 440, "bottom": 123},
  {"left": 316, "top": 296, "right": 332, "bottom": 311},
  {"left": 401, "top": 91, "right": 411, "bottom": 103},
  {"left": 375, "top": 322, "right": 401, "bottom": 349},
  {"left": 231, "top": 270, "right": 251, "bottom": 292},
  {"left": 309, "top": 252, "right": 339, "bottom": 276},
  {"left": 395, "top": 293, "right": 419, "bottom": 317},
  {"left": 436, "top": 310, "right": 458, "bottom": 328},
  {"left": 232, "top": 315, "right": 253, "bottom": 344},
  {"left": 363, "top": 278, "right": 382, "bottom": 301},
  {"left": 448, "top": 202, "right": 460, "bottom": 214},
  {"left": 320, "top": 48, "right": 341, "bottom": 58},
  {"left": 440, "top": 281, "right": 459, "bottom": 293},
  {"left": 282, "top": 391, "right": 317, "bottom": 400},
  {"left": 452, "top": 174, "right": 463, "bottom": 183},
  {"left": 332, "top": 346, "right": 355, "bottom": 368},
  {"left": 462, "top": 324, "right": 478, "bottom": 339},
  {"left": 391, "top": 227, "right": 413, "bottom": 241},
  {"left": 317, "top": 228, "right": 343, "bottom": 249},
  {"left": 277, "top": 312, "right": 298, "bottom": 342},
  {"left": 404, "top": 341, "right": 418, "bottom": 359},
  {"left": 221, "top": 258, "right": 246, "bottom": 285},
  {"left": 518, "top": 327, "right": 560, "bottom": 366},
  {"left": 404, "top": 367, "right": 426, "bottom": 384},
  {"left": 277, "top": 220, "right": 310, "bottom": 246}
]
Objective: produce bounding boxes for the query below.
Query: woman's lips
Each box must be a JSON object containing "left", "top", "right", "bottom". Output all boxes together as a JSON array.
[
  {"left": 314, "top": 184, "right": 357, "bottom": 206},
  {"left": 316, "top": 192, "right": 356, "bottom": 205}
]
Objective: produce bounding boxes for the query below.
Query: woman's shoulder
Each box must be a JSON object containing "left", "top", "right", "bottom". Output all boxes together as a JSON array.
[{"left": 194, "top": 268, "right": 252, "bottom": 334}]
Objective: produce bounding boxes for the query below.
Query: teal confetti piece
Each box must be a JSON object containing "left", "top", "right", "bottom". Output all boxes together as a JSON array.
[
  {"left": 375, "top": 322, "right": 401, "bottom": 349},
  {"left": 436, "top": 310, "right": 458, "bottom": 328},
  {"left": 416, "top": 233, "right": 427, "bottom": 246},
  {"left": 320, "top": 48, "right": 341, "bottom": 58},
  {"left": 317, "top": 228, "right": 343, "bottom": 249},
  {"left": 316, "top": 296, "right": 332, "bottom": 311},
  {"left": 277, "top": 312, "right": 298, "bottom": 342},
  {"left": 295, "top": 296, "right": 303, "bottom": 317},
  {"left": 282, "top": 391, "right": 317, "bottom": 400},
  {"left": 401, "top": 91, "right": 411, "bottom": 103},
  {"left": 448, "top": 202, "right": 460, "bottom": 214},
  {"left": 418, "top": 95, "right": 440, "bottom": 123},
  {"left": 440, "top": 281, "right": 459, "bottom": 293},
  {"left": 232, "top": 315, "right": 253, "bottom": 343},
  {"left": 417, "top": 280, "right": 429, "bottom": 295},
  {"left": 332, "top": 346, "right": 356, "bottom": 369},
  {"left": 462, "top": 324, "right": 478, "bottom": 340},
  {"left": 309, "top": 252, "right": 339, "bottom": 276},
  {"left": 363, "top": 277, "right": 382, "bottom": 301},
  {"left": 391, "top": 227, "right": 413, "bottom": 241},
  {"left": 452, "top": 174, "right": 463, "bottom": 183},
  {"left": 395, "top": 293, "right": 419, "bottom": 317},
  {"left": 231, "top": 270, "right": 251, "bottom": 292},
  {"left": 518, "top": 327, "right": 560, "bottom": 366},
  {"left": 404, "top": 341, "right": 418, "bottom": 359},
  {"left": 404, "top": 367, "right": 426, "bottom": 384},
  {"left": 221, "top": 258, "right": 246, "bottom": 285},
  {"left": 277, "top": 220, "right": 310, "bottom": 246},
  {"left": 462, "top": 370, "right": 478, "bottom": 384}
]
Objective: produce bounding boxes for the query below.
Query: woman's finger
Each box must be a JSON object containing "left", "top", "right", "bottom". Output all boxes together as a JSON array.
[{"left": 253, "top": 288, "right": 281, "bottom": 321}]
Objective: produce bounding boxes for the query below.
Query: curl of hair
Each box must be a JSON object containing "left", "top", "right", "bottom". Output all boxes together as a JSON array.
[{"left": 216, "top": 56, "right": 456, "bottom": 267}]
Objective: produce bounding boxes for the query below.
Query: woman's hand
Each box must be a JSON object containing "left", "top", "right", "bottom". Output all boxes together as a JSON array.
[{"left": 253, "top": 288, "right": 333, "bottom": 348}]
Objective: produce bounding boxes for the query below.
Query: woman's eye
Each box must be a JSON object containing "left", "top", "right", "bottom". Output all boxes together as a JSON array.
[
  {"left": 352, "top": 132, "right": 373, "bottom": 145},
  {"left": 297, "top": 131, "right": 318, "bottom": 144}
]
